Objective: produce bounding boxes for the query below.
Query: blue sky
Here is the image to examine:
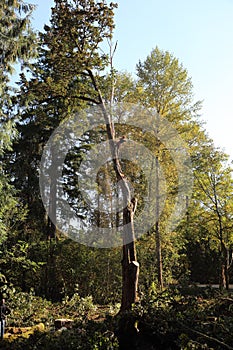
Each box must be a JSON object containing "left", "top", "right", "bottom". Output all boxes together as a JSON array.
[{"left": 28, "top": 0, "right": 233, "bottom": 160}]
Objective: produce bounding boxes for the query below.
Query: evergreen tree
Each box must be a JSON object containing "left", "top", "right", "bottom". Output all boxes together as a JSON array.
[
  {"left": 0, "top": 0, "right": 37, "bottom": 151},
  {"left": 0, "top": 0, "right": 37, "bottom": 292},
  {"left": 12, "top": 0, "right": 141, "bottom": 311}
]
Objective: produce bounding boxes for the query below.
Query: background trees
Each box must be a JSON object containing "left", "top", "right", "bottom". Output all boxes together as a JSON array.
[
  {"left": 192, "top": 150, "right": 233, "bottom": 288},
  {"left": 135, "top": 47, "right": 204, "bottom": 289}
]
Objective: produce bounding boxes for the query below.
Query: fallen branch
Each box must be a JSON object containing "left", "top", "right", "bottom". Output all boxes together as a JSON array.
[{"left": 177, "top": 321, "right": 233, "bottom": 350}]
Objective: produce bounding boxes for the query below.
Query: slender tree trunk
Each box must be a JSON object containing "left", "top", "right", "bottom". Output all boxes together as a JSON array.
[
  {"left": 225, "top": 248, "right": 230, "bottom": 290},
  {"left": 226, "top": 250, "right": 233, "bottom": 290},
  {"left": 219, "top": 238, "right": 227, "bottom": 290},
  {"left": 155, "top": 221, "right": 163, "bottom": 289},
  {"left": 220, "top": 263, "right": 226, "bottom": 290},
  {"left": 96, "top": 171, "right": 101, "bottom": 228},
  {"left": 155, "top": 155, "right": 163, "bottom": 289},
  {"left": 47, "top": 145, "right": 57, "bottom": 240},
  {"left": 45, "top": 147, "right": 58, "bottom": 299}
]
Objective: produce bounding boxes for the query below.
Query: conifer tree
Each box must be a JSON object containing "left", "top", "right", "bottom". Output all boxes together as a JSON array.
[
  {"left": 0, "top": 0, "right": 37, "bottom": 148},
  {"left": 14, "top": 0, "right": 141, "bottom": 311},
  {"left": 0, "top": 0, "right": 37, "bottom": 289}
]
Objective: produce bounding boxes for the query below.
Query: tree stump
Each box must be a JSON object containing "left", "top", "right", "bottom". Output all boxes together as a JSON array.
[{"left": 54, "top": 318, "right": 73, "bottom": 330}]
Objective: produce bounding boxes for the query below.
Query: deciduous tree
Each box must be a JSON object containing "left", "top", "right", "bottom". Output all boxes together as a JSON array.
[{"left": 136, "top": 46, "right": 202, "bottom": 288}]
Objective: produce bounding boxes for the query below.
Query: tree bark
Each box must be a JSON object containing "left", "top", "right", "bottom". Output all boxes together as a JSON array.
[
  {"left": 156, "top": 221, "right": 163, "bottom": 289},
  {"left": 219, "top": 240, "right": 228, "bottom": 290},
  {"left": 115, "top": 155, "right": 139, "bottom": 311},
  {"left": 121, "top": 201, "right": 139, "bottom": 311}
]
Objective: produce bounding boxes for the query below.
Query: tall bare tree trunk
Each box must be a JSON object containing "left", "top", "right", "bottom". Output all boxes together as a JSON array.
[
  {"left": 88, "top": 69, "right": 139, "bottom": 311},
  {"left": 102, "top": 108, "right": 139, "bottom": 311}
]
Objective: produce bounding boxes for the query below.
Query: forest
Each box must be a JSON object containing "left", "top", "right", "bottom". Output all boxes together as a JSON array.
[{"left": 0, "top": 0, "right": 233, "bottom": 349}]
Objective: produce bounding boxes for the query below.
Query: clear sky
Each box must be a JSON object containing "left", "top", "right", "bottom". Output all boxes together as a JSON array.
[{"left": 28, "top": 0, "right": 233, "bottom": 160}]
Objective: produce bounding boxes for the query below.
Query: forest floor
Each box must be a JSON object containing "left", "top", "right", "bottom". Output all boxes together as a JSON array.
[
  {"left": 4, "top": 304, "right": 115, "bottom": 340},
  {"left": 2, "top": 286, "right": 233, "bottom": 349}
]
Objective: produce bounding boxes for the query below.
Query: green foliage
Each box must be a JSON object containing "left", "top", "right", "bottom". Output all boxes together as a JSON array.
[
  {"left": 136, "top": 46, "right": 201, "bottom": 121},
  {"left": 0, "top": 175, "right": 17, "bottom": 243},
  {"left": 0, "top": 0, "right": 37, "bottom": 288},
  {"left": 1, "top": 289, "right": 118, "bottom": 350},
  {"left": 8, "top": 0, "right": 119, "bottom": 244},
  {"left": 130, "top": 286, "right": 233, "bottom": 349},
  {"left": 7, "top": 287, "right": 97, "bottom": 327},
  {"left": 0, "top": 0, "right": 37, "bottom": 72},
  {"left": 0, "top": 288, "right": 232, "bottom": 349},
  {"left": 0, "top": 0, "right": 37, "bottom": 152},
  {"left": 6, "top": 0, "right": 232, "bottom": 310},
  {"left": 61, "top": 290, "right": 96, "bottom": 321},
  {"left": 0, "top": 321, "right": 119, "bottom": 350},
  {"left": 1, "top": 4, "right": 233, "bottom": 350},
  {"left": 7, "top": 289, "right": 54, "bottom": 327}
]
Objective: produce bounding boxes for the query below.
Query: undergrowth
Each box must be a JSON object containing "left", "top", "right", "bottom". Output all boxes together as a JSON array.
[{"left": 1, "top": 286, "right": 233, "bottom": 350}]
